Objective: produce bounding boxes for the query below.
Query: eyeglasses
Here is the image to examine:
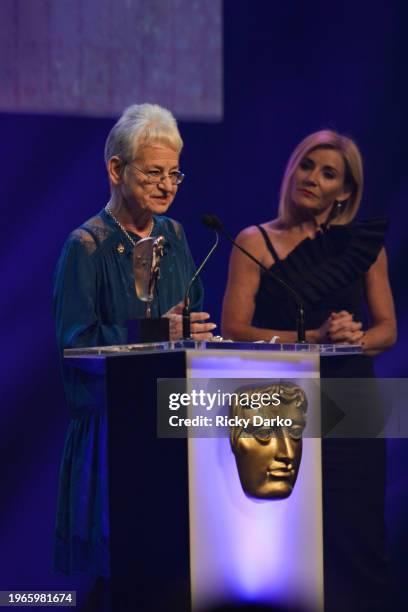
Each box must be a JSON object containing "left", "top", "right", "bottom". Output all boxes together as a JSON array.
[{"left": 125, "top": 160, "right": 185, "bottom": 185}]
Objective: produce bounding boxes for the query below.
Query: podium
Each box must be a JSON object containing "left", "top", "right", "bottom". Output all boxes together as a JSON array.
[{"left": 64, "top": 341, "right": 361, "bottom": 612}]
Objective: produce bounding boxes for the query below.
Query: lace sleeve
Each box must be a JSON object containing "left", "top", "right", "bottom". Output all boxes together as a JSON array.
[{"left": 53, "top": 229, "right": 127, "bottom": 350}]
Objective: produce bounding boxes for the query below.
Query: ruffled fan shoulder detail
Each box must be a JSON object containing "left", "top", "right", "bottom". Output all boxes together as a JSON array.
[{"left": 269, "top": 217, "right": 389, "bottom": 306}]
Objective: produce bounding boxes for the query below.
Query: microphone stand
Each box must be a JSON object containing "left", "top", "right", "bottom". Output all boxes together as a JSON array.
[
  {"left": 202, "top": 215, "right": 306, "bottom": 343},
  {"left": 183, "top": 231, "right": 219, "bottom": 339}
]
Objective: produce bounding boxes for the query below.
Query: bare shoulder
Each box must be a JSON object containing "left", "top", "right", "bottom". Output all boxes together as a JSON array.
[
  {"left": 233, "top": 226, "right": 263, "bottom": 260},
  {"left": 236, "top": 219, "right": 279, "bottom": 243},
  {"left": 238, "top": 219, "right": 281, "bottom": 247},
  {"left": 236, "top": 224, "right": 260, "bottom": 241}
]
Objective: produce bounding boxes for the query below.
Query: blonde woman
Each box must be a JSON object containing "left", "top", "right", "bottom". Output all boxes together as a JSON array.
[
  {"left": 222, "top": 130, "right": 396, "bottom": 611},
  {"left": 222, "top": 130, "right": 396, "bottom": 359}
]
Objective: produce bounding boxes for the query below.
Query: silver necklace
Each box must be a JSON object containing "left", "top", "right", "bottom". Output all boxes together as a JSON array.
[{"left": 105, "top": 203, "right": 154, "bottom": 247}]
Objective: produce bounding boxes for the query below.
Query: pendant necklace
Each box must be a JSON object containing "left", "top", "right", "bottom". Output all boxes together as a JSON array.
[{"left": 105, "top": 203, "right": 154, "bottom": 247}]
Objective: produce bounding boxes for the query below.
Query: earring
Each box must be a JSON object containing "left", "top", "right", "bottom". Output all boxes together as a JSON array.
[{"left": 325, "top": 200, "right": 346, "bottom": 227}]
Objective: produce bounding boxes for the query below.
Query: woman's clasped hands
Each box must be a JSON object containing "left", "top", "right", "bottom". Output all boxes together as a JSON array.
[{"left": 315, "top": 310, "right": 364, "bottom": 345}]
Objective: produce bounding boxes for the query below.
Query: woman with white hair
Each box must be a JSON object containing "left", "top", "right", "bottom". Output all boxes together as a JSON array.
[
  {"left": 53, "top": 103, "right": 215, "bottom": 579},
  {"left": 55, "top": 103, "right": 215, "bottom": 349},
  {"left": 221, "top": 130, "right": 396, "bottom": 611}
]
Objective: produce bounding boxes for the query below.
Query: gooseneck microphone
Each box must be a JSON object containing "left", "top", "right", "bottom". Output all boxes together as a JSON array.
[
  {"left": 183, "top": 229, "right": 219, "bottom": 339},
  {"left": 201, "top": 214, "right": 306, "bottom": 343}
]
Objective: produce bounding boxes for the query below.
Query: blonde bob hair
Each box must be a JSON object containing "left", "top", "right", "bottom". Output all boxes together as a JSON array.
[
  {"left": 104, "top": 103, "right": 183, "bottom": 165},
  {"left": 278, "top": 130, "right": 363, "bottom": 225}
]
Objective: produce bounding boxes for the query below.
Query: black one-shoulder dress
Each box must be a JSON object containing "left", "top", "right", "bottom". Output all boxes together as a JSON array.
[{"left": 254, "top": 218, "right": 389, "bottom": 612}]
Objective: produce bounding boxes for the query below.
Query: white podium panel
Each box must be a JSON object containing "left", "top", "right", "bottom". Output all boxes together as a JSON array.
[{"left": 187, "top": 349, "right": 323, "bottom": 612}]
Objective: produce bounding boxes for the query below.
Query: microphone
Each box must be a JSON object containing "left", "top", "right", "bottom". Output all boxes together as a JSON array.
[
  {"left": 202, "top": 214, "right": 306, "bottom": 343},
  {"left": 183, "top": 229, "right": 219, "bottom": 339},
  {"left": 202, "top": 214, "right": 223, "bottom": 232}
]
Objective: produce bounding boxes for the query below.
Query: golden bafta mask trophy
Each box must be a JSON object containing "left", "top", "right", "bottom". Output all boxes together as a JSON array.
[
  {"left": 230, "top": 382, "right": 308, "bottom": 500},
  {"left": 131, "top": 235, "right": 169, "bottom": 341}
]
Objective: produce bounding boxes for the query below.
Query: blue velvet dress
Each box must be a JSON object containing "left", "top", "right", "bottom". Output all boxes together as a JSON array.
[{"left": 53, "top": 208, "right": 203, "bottom": 577}]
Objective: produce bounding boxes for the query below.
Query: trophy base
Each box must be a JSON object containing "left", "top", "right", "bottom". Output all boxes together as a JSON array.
[{"left": 127, "top": 318, "right": 170, "bottom": 343}]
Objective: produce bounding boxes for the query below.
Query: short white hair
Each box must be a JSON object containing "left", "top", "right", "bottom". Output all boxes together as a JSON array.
[{"left": 104, "top": 103, "right": 183, "bottom": 164}]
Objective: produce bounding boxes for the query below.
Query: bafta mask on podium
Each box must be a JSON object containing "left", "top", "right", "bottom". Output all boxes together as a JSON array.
[{"left": 230, "top": 382, "right": 308, "bottom": 500}]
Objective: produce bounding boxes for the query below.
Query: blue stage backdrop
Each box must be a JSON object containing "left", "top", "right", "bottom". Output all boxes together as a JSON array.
[{"left": 0, "top": 0, "right": 407, "bottom": 608}]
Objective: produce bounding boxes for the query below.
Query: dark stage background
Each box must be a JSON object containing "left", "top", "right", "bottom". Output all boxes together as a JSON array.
[{"left": 1, "top": 0, "right": 408, "bottom": 608}]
